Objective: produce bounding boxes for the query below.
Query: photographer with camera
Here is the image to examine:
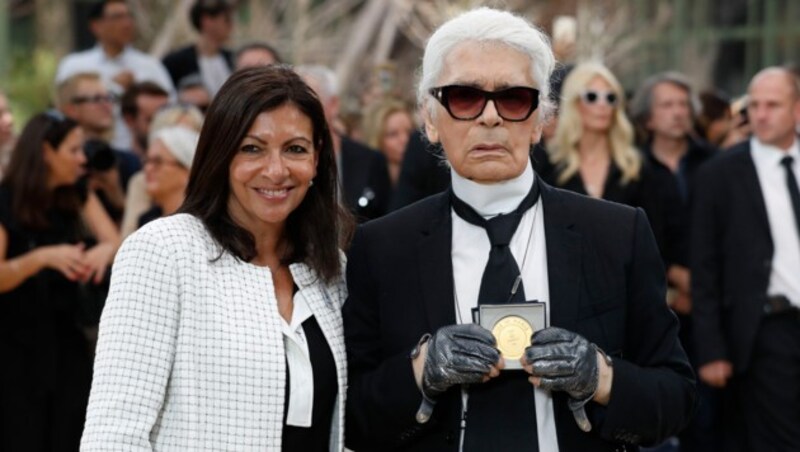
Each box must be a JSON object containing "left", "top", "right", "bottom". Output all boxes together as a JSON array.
[{"left": 56, "top": 72, "right": 142, "bottom": 224}]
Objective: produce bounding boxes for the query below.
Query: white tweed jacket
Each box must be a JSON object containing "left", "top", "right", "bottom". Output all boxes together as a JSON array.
[{"left": 81, "top": 214, "right": 348, "bottom": 451}]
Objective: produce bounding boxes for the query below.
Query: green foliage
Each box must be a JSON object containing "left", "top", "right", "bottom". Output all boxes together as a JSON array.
[{"left": 6, "top": 47, "right": 58, "bottom": 130}]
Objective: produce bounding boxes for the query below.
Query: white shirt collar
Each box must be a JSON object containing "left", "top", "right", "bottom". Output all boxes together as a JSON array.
[
  {"left": 450, "top": 158, "right": 535, "bottom": 217},
  {"left": 93, "top": 44, "right": 131, "bottom": 63},
  {"left": 751, "top": 136, "right": 800, "bottom": 167}
]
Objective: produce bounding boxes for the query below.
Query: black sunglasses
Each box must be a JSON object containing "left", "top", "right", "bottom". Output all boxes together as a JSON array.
[
  {"left": 580, "top": 90, "right": 618, "bottom": 106},
  {"left": 428, "top": 85, "right": 540, "bottom": 122}
]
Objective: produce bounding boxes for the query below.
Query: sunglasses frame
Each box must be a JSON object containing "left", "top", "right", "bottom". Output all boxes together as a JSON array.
[
  {"left": 580, "top": 90, "right": 618, "bottom": 106},
  {"left": 428, "top": 85, "right": 540, "bottom": 122}
]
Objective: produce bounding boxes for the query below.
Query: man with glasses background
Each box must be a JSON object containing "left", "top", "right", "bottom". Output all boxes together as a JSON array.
[
  {"left": 55, "top": 0, "right": 175, "bottom": 150},
  {"left": 344, "top": 7, "right": 695, "bottom": 452},
  {"left": 56, "top": 72, "right": 142, "bottom": 225}
]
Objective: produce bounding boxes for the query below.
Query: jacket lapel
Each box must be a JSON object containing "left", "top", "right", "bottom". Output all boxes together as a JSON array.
[
  {"left": 417, "top": 192, "right": 457, "bottom": 330},
  {"left": 540, "top": 182, "right": 583, "bottom": 332},
  {"left": 289, "top": 263, "right": 347, "bottom": 450},
  {"left": 734, "top": 145, "right": 772, "bottom": 244}
]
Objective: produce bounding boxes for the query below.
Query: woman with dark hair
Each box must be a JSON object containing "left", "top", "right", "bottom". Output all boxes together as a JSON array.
[
  {"left": 82, "top": 65, "right": 353, "bottom": 451},
  {"left": 0, "top": 111, "right": 120, "bottom": 450}
]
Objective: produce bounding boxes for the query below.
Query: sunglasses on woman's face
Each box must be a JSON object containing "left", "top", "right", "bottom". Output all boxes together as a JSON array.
[
  {"left": 428, "top": 85, "right": 540, "bottom": 122},
  {"left": 580, "top": 90, "right": 618, "bottom": 106}
]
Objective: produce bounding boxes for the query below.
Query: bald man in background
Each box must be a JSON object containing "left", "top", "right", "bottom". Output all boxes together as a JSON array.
[{"left": 692, "top": 67, "right": 800, "bottom": 452}]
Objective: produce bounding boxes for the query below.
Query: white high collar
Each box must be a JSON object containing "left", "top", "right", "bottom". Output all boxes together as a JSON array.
[{"left": 450, "top": 158, "right": 535, "bottom": 217}]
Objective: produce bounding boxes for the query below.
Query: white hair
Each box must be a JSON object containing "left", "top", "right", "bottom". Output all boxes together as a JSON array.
[
  {"left": 152, "top": 126, "right": 200, "bottom": 169},
  {"left": 294, "top": 64, "right": 339, "bottom": 100},
  {"left": 417, "top": 7, "right": 556, "bottom": 120}
]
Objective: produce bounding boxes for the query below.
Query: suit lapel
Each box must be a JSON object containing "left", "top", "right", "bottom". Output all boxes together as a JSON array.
[
  {"left": 417, "top": 193, "right": 457, "bottom": 330},
  {"left": 540, "top": 183, "right": 583, "bottom": 332},
  {"left": 734, "top": 145, "right": 772, "bottom": 242}
]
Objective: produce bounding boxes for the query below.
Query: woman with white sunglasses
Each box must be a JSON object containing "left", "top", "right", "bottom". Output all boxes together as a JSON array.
[
  {"left": 541, "top": 62, "right": 652, "bottom": 199},
  {"left": 537, "top": 63, "right": 671, "bottom": 247}
]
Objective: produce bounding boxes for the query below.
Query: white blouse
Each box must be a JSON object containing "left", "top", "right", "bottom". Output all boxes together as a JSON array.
[{"left": 80, "top": 214, "right": 348, "bottom": 451}]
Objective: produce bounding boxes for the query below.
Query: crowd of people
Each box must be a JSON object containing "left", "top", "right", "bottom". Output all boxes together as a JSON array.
[{"left": 0, "top": 1, "right": 798, "bottom": 451}]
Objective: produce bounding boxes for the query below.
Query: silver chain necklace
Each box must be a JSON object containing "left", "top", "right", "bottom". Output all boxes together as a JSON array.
[{"left": 453, "top": 200, "right": 539, "bottom": 324}]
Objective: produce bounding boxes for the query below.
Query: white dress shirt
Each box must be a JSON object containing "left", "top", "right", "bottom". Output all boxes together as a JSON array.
[
  {"left": 198, "top": 54, "right": 231, "bottom": 97},
  {"left": 55, "top": 46, "right": 176, "bottom": 150},
  {"left": 750, "top": 137, "right": 800, "bottom": 307},
  {"left": 451, "top": 159, "right": 560, "bottom": 452},
  {"left": 281, "top": 289, "right": 315, "bottom": 427}
]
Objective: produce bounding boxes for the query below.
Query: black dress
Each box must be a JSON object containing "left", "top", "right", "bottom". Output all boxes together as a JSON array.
[
  {"left": 0, "top": 185, "right": 95, "bottom": 451},
  {"left": 532, "top": 145, "right": 672, "bottom": 259},
  {"left": 281, "top": 315, "right": 338, "bottom": 451}
]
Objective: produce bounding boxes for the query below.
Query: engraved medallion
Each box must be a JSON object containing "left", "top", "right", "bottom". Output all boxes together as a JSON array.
[
  {"left": 478, "top": 302, "right": 546, "bottom": 370},
  {"left": 492, "top": 315, "right": 533, "bottom": 361}
]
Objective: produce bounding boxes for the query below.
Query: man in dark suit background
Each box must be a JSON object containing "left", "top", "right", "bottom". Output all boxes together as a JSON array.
[
  {"left": 162, "top": 0, "right": 234, "bottom": 98},
  {"left": 297, "top": 65, "right": 392, "bottom": 222},
  {"left": 692, "top": 67, "right": 800, "bottom": 452},
  {"left": 344, "top": 7, "right": 695, "bottom": 451}
]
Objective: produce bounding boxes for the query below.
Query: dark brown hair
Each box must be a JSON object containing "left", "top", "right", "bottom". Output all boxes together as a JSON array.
[
  {"left": 88, "top": 0, "right": 127, "bottom": 22},
  {"left": 2, "top": 111, "right": 83, "bottom": 229},
  {"left": 120, "top": 81, "right": 169, "bottom": 119},
  {"left": 189, "top": 0, "right": 232, "bottom": 32},
  {"left": 180, "top": 65, "right": 352, "bottom": 283}
]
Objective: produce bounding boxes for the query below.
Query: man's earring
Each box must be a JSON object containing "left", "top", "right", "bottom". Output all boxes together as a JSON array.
[{"left": 309, "top": 179, "right": 315, "bottom": 187}]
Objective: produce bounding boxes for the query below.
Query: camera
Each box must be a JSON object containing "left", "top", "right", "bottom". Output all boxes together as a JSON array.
[{"left": 83, "top": 139, "right": 117, "bottom": 172}]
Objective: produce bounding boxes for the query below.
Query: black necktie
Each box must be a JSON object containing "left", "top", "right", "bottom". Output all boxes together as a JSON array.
[
  {"left": 450, "top": 178, "right": 539, "bottom": 305},
  {"left": 451, "top": 178, "right": 540, "bottom": 452},
  {"left": 781, "top": 156, "right": 800, "bottom": 239}
]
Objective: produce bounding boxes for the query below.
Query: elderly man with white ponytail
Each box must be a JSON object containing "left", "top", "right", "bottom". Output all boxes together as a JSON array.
[{"left": 343, "top": 7, "right": 695, "bottom": 452}]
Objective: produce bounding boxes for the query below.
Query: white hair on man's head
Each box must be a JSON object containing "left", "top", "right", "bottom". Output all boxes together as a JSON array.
[
  {"left": 294, "top": 64, "right": 339, "bottom": 100},
  {"left": 417, "top": 7, "right": 556, "bottom": 120}
]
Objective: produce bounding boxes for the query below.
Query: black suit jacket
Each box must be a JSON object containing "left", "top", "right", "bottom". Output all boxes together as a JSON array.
[
  {"left": 643, "top": 138, "right": 717, "bottom": 267},
  {"left": 344, "top": 180, "right": 696, "bottom": 451},
  {"left": 690, "top": 141, "right": 773, "bottom": 372},
  {"left": 340, "top": 136, "right": 392, "bottom": 222},
  {"left": 532, "top": 145, "right": 674, "bottom": 266},
  {"left": 161, "top": 45, "right": 234, "bottom": 88}
]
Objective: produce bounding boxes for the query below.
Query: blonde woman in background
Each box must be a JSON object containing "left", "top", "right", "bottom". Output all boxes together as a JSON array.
[
  {"left": 363, "top": 98, "right": 415, "bottom": 186},
  {"left": 536, "top": 61, "right": 671, "bottom": 266},
  {"left": 120, "top": 104, "right": 204, "bottom": 238},
  {"left": 538, "top": 62, "right": 650, "bottom": 199}
]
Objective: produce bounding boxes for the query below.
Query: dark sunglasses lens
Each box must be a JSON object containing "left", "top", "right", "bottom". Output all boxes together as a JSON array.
[
  {"left": 496, "top": 88, "right": 536, "bottom": 120},
  {"left": 606, "top": 93, "right": 617, "bottom": 105},
  {"left": 445, "top": 86, "right": 486, "bottom": 119},
  {"left": 585, "top": 92, "right": 599, "bottom": 103}
]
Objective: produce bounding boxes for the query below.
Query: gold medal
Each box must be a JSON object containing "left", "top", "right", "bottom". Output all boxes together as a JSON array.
[{"left": 492, "top": 315, "right": 533, "bottom": 360}]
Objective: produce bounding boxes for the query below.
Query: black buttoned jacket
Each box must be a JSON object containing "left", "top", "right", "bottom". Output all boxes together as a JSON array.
[{"left": 343, "top": 179, "right": 696, "bottom": 451}]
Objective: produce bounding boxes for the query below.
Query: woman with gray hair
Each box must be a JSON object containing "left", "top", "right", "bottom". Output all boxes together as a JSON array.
[
  {"left": 120, "top": 104, "right": 204, "bottom": 238},
  {"left": 344, "top": 6, "right": 693, "bottom": 452},
  {"left": 138, "top": 126, "right": 199, "bottom": 227}
]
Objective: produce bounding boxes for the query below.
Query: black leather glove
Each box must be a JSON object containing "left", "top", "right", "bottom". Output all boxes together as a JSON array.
[
  {"left": 422, "top": 324, "right": 501, "bottom": 399},
  {"left": 523, "top": 327, "right": 606, "bottom": 432}
]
